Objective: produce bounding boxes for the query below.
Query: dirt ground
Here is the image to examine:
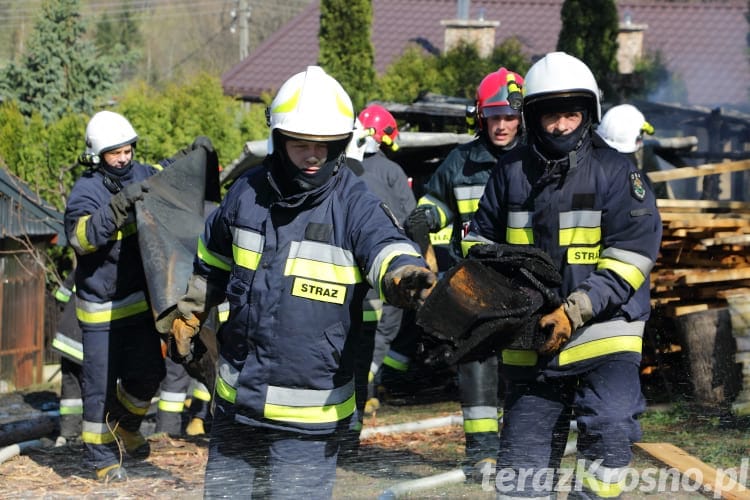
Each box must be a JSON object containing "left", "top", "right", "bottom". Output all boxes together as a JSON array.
[{"left": 0, "top": 375, "right": 736, "bottom": 499}]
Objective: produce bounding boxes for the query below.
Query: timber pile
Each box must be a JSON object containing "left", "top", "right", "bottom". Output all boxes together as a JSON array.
[
  {"left": 647, "top": 160, "right": 750, "bottom": 318},
  {"left": 645, "top": 160, "right": 750, "bottom": 407}
]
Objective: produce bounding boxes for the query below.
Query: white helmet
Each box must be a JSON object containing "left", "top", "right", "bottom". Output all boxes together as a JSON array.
[
  {"left": 523, "top": 52, "right": 601, "bottom": 123},
  {"left": 597, "top": 104, "right": 654, "bottom": 153},
  {"left": 85, "top": 110, "right": 138, "bottom": 156},
  {"left": 267, "top": 66, "right": 354, "bottom": 154}
]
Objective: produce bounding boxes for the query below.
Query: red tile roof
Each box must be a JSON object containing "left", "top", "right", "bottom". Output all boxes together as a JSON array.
[{"left": 222, "top": 0, "right": 749, "bottom": 107}]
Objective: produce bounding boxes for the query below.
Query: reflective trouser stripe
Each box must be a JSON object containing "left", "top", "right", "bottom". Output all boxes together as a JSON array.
[
  {"left": 117, "top": 382, "right": 151, "bottom": 416},
  {"left": 52, "top": 334, "right": 84, "bottom": 362},
  {"left": 463, "top": 405, "right": 499, "bottom": 433},
  {"left": 577, "top": 459, "right": 626, "bottom": 498},
  {"left": 76, "top": 291, "right": 149, "bottom": 326},
  {"left": 60, "top": 398, "right": 83, "bottom": 415},
  {"left": 382, "top": 350, "right": 409, "bottom": 372},
  {"left": 558, "top": 320, "right": 644, "bottom": 366},
  {"left": 82, "top": 421, "right": 117, "bottom": 445},
  {"left": 158, "top": 390, "right": 186, "bottom": 413},
  {"left": 264, "top": 379, "right": 356, "bottom": 424}
]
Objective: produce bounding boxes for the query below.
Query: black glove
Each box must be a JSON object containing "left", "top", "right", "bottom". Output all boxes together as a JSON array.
[
  {"left": 383, "top": 265, "right": 437, "bottom": 309},
  {"left": 404, "top": 205, "right": 440, "bottom": 240},
  {"left": 109, "top": 180, "right": 149, "bottom": 228}
]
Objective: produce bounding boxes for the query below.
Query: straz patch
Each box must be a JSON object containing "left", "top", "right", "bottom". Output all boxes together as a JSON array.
[
  {"left": 567, "top": 247, "right": 599, "bottom": 264},
  {"left": 630, "top": 172, "right": 646, "bottom": 201},
  {"left": 291, "top": 277, "right": 346, "bottom": 304}
]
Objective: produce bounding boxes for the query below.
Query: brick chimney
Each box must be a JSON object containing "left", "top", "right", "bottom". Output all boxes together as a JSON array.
[
  {"left": 616, "top": 11, "right": 648, "bottom": 74},
  {"left": 441, "top": 0, "right": 498, "bottom": 58}
]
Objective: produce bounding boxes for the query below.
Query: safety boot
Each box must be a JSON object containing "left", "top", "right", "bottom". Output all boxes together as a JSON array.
[
  {"left": 96, "top": 464, "right": 128, "bottom": 483},
  {"left": 115, "top": 427, "right": 150, "bottom": 459},
  {"left": 468, "top": 457, "right": 496, "bottom": 484},
  {"left": 185, "top": 417, "right": 205, "bottom": 436}
]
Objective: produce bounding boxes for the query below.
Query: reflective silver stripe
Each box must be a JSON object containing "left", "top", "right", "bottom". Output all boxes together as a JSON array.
[
  {"left": 507, "top": 211, "right": 533, "bottom": 229},
  {"left": 52, "top": 333, "right": 83, "bottom": 362},
  {"left": 76, "top": 290, "right": 149, "bottom": 324},
  {"left": 559, "top": 210, "right": 601, "bottom": 229},
  {"left": 232, "top": 226, "right": 265, "bottom": 253},
  {"left": 563, "top": 320, "right": 644, "bottom": 351},
  {"left": 82, "top": 421, "right": 112, "bottom": 435},
  {"left": 454, "top": 185, "right": 485, "bottom": 215},
  {"left": 60, "top": 398, "right": 83, "bottom": 407},
  {"left": 368, "top": 242, "right": 422, "bottom": 296},
  {"left": 420, "top": 194, "right": 453, "bottom": 225},
  {"left": 288, "top": 240, "right": 356, "bottom": 268},
  {"left": 117, "top": 380, "right": 152, "bottom": 414},
  {"left": 600, "top": 247, "right": 654, "bottom": 276},
  {"left": 159, "top": 391, "right": 187, "bottom": 403},
  {"left": 462, "top": 405, "right": 497, "bottom": 420},
  {"left": 266, "top": 379, "right": 355, "bottom": 407},
  {"left": 218, "top": 356, "right": 240, "bottom": 388}
]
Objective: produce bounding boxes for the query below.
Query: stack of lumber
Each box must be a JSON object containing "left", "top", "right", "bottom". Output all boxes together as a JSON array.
[{"left": 647, "top": 160, "right": 750, "bottom": 317}]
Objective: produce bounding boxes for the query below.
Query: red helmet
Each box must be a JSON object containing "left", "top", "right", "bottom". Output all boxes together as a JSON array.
[
  {"left": 358, "top": 104, "right": 399, "bottom": 151},
  {"left": 475, "top": 67, "right": 524, "bottom": 130}
]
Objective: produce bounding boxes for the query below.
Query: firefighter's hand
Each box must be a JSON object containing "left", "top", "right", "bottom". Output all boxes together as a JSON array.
[
  {"left": 538, "top": 291, "right": 592, "bottom": 354},
  {"left": 109, "top": 180, "right": 149, "bottom": 227},
  {"left": 383, "top": 265, "right": 437, "bottom": 309},
  {"left": 404, "top": 205, "right": 439, "bottom": 240},
  {"left": 170, "top": 312, "right": 202, "bottom": 357},
  {"left": 538, "top": 306, "right": 572, "bottom": 354}
]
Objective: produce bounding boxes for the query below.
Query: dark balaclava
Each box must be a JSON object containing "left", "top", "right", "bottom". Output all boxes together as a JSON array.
[
  {"left": 98, "top": 143, "right": 136, "bottom": 193},
  {"left": 272, "top": 129, "right": 350, "bottom": 193},
  {"left": 526, "top": 94, "right": 593, "bottom": 160}
]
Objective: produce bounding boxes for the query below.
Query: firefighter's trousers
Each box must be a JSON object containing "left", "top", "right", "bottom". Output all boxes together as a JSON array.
[
  {"left": 458, "top": 355, "right": 500, "bottom": 464},
  {"left": 81, "top": 320, "right": 165, "bottom": 470},
  {"left": 204, "top": 400, "right": 338, "bottom": 499},
  {"left": 156, "top": 356, "right": 191, "bottom": 435},
  {"left": 496, "top": 359, "right": 645, "bottom": 498},
  {"left": 59, "top": 357, "right": 84, "bottom": 439}
]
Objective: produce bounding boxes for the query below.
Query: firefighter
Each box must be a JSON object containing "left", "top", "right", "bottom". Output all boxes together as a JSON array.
[
  {"left": 596, "top": 103, "right": 655, "bottom": 165},
  {"left": 51, "top": 270, "right": 84, "bottom": 446},
  {"left": 341, "top": 109, "right": 416, "bottom": 456},
  {"left": 64, "top": 111, "right": 167, "bottom": 482},
  {"left": 463, "top": 52, "right": 662, "bottom": 498},
  {"left": 404, "top": 67, "right": 526, "bottom": 480},
  {"left": 167, "top": 66, "right": 435, "bottom": 498}
]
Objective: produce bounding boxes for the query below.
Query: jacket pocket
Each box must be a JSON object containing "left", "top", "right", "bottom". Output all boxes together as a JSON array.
[{"left": 316, "top": 322, "right": 346, "bottom": 371}]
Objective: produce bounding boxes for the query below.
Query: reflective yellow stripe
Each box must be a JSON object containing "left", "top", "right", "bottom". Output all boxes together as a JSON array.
[
  {"left": 114, "top": 222, "right": 137, "bottom": 240},
  {"left": 383, "top": 354, "right": 408, "bottom": 372},
  {"left": 577, "top": 462, "right": 625, "bottom": 498},
  {"left": 82, "top": 430, "right": 117, "bottom": 445},
  {"left": 117, "top": 383, "right": 151, "bottom": 416},
  {"left": 284, "top": 241, "right": 362, "bottom": 284},
  {"left": 559, "top": 226, "right": 601, "bottom": 246},
  {"left": 52, "top": 336, "right": 84, "bottom": 362},
  {"left": 216, "top": 375, "right": 236, "bottom": 403},
  {"left": 158, "top": 400, "right": 185, "bottom": 413},
  {"left": 198, "top": 237, "right": 232, "bottom": 271},
  {"left": 363, "top": 310, "right": 381, "bottom": 322},
  {"left": 502, "top": 349, "right": 537, "bottom": 366},
  {"left": 72, "top": 215, "right": 96, "bottom": 254},
  {"left": 454, "top": 185, "right": 484, "bottom": 216},
  {"left": 456, "top": 198, "right": 480, "bottom": 215},
  {"left": 76, "top": 297, "right": 149, "bottom": 324},
  {"left": 429, "top": 226, "right": 453, "bottom": 246},
  {"left": 464, "top": 418, "right": 499, "bottom": 433},
  {"left": 192, "top": 387, "right": 211, "bottom": 402},
  {"left": 559, "top": 336, "right": 642, "bottom": 365},
  {"left": 461, "top": 239, "right": 483, "bottom": 257},
  {"left": 506, "top": 227, "right": 534, "bottom": 244},
  {"left": 419, "top": 195, "right": 452, "bottom": 227},
  {"left": 272, "top": 88, "right": 301, "bottom": 113},
  {"left": 264, "top": 393, "right": 355, "bottom": 424},
  {"left": 597, "top": 257, "right": 645, "bottom": 289}
]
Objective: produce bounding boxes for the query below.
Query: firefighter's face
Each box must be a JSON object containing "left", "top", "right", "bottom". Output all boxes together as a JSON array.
[
  {"left": 285, "top": 139, "right": 328, "bottom": 172},
  {"left": 486, "top": 114, "right": 521, "bottom": 147},
  {"left": 540, "top": 111, "right": 583, "bottom": 136},
  {"left": 102, "top": 145, "right": 133, "bottom": 169}
]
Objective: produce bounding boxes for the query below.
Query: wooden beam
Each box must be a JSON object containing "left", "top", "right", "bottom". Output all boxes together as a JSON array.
[
  {"left": 657, "top": 199, "right": 750, "bottom": 212},
  {"left": 647, "top": 160, "right": 750, "bottom": 183},
  {"left": 635, "top": 442, "right": 750, "bottom": 499}
]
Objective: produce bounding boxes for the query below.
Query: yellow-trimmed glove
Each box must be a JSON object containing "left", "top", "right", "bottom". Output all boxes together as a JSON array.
[
  {"left": 538, "top": 291, "right": 592, "bottom": 354},
  {"left": 383, "top": 265, "right": 437, "bottom": 309}
]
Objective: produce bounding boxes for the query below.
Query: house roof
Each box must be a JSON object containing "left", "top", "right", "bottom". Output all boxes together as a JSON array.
[
  {"left": 222, "top": 0, "right": 749, "bottom": 108},
  {"left": 0, "top": 168, "right": 66, "bottom": 246}
]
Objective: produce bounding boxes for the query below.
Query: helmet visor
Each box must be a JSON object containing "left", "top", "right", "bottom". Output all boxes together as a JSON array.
[{"left": 278, "top": 129, "right": 352, "bottom": 143}]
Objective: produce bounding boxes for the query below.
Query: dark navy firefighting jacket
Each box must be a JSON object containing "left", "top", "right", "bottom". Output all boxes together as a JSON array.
[
  {"left": 464, "top": 133, "right": 662, "bottom": 373},
  {"left": 64, "top": 161, "right": 162, "bottom": 331},
  {"left": 196, "top": 158, "right": 424, "bottom": 434}
]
